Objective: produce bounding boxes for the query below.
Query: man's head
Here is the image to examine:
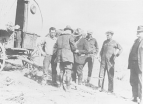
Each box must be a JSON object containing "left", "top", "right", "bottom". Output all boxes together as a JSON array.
[
  {"left": 106, "top": 31, "right": 114, "bottom": 40},
  {"left": 86, "top": 31, "right": 93, "bottom": 39},
  {"left": 137, "top": 26, "right": 143, "bottom": 38},
  {"left": 49, "top": 27, "right": 56, "bottom": 38},
  {"left": 64, "top": 25, "right": 73, "bottom": 34}
]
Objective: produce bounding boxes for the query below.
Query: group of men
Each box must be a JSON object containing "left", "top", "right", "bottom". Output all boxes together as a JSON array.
[{"left": 36, "top": 25, "right": 142, "bottom": 104}]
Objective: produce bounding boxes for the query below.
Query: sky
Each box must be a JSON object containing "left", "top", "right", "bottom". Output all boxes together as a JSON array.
[
  {"left": 39, "top": 0, "right": 143, "bottom": 70},
  {"left": 0, "top": 0, "right": 143, "bottom": 70}
]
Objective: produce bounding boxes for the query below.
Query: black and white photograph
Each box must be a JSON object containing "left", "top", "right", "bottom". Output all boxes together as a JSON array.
[{"left": 0, "top": 0, "right": 142, "bottom": 104}]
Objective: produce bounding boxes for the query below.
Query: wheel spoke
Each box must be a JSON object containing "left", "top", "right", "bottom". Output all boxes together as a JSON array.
[{"left": 0, "top": 43, "right": 5, "bottom": 71}]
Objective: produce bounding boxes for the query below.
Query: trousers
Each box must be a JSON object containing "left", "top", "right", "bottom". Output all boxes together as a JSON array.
[
  {"left": 98, "top": 57, "right": 115, "bottom": 92},
  {"left": 43, "top": 54, "right": 57, "bottom": 77},
  {"left": 84, "top": 56, "right": 94, "bottom": 77},
  {"left": 130, "top": 61, "right": 142, "bottom": 100},
  {"left": 72, "top": 63, "right": 84, "bottom": 85}
]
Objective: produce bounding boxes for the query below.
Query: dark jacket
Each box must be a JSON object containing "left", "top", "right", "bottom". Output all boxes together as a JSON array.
[
  {"left": 55, "top": 33, "right": 76, "bottom": 63},
  {"left": 74, "top": 37, "right": 89, "bottom": 64},
  {"left": 128, "top": 38, "right": 143, "bottom": 73}
]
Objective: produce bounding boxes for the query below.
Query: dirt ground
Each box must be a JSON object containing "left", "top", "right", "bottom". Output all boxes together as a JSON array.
[{"left": 0, "top": 58, "right": 137, "bottom": 104}]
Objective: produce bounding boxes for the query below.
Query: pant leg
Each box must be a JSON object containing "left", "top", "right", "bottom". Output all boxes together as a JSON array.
[
  {"left": 138, "top": 73, "right": 142, "bottom": 101},
  {"left": 98, "top": 61, "right": 106, "bottom": 89},
  {"left": 51, "top": 55, "right": 57, "bottom": 83},
  {"left": 87, "top": 56, "right": 94, "bottom": 77},
  {"left": 72, "top": 63, "right": 77, "bottom": 83},
  {"left": 43, "top": 55, "right": 52, "bottom": 76},
  {"left": 60, "top": 62, "right": 73, "bottom": 90},
  {"left": 51, "top": 54, "right": 57, "bottom": 75},
  {"left": 59, "top": 62, "right": 65, "bottom": 85},
  {"left": 130, "top": 69, "right": 139, "bottom": 98},
  {"left": 75, "top": 63, "right": 84, "bottom": 85},
  {"left": 107, "top": 66, "right": 114, "bottom": 92}
]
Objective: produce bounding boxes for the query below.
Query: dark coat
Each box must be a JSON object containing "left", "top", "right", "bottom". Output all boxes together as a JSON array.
[
  {"left": 128, "top": 38, "right": 143, "bottom": 73},
  {"left": 74, "top": 37, "right": 89, "bottom": 64},
  {"left": 55, "top": 33, "right": 76, "bottom": 63}
]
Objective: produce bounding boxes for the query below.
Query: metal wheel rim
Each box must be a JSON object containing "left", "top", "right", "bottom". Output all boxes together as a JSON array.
[{"left": 0, "top": 43, "right": 6, "bottom": 71}]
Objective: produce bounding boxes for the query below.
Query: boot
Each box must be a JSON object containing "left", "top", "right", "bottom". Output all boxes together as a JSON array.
[
  {"left": 87, "top": 77, "right": 91, "bottom": 83},
  {"left": 52, "top": 74, "right": 58, "bottom": 86},
  {"left": 65, "top": 70, "right": 72, "bottom": 91},
  {"left": 78, "top": 74, "right": 83, "bottom": 85}
]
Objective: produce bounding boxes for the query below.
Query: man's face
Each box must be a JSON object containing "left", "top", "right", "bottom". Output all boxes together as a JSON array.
[
  {"left": 106, "top": 33, "right": 113, "bottom": 40},
  {"left": 86, "top": 34, "right": 92, "bottom": 39},
  {"left": 50, "top": 30, "right": 56, "bottom": 38},
  {"left": 137, "top": 31, "right": 143, "bottom": 38}
]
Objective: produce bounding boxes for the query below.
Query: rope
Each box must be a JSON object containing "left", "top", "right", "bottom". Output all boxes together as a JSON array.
[{"left": 33, "top": 0, "right": 43, "bottom": 29}]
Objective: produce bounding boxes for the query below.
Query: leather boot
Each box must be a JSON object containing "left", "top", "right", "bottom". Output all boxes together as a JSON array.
[
  {"left": 78, "top": 74, "right": 83, "bottom": 85},
  {"left": 87, "top": 77, "right": 91, "bottom": 83},
  {"left": 52, "top": 74, "right": 57, "bottom": 83},
  {"left": 52, "top": 74, "right": 58, "bottom": 86},
  {"left": 65, "top": 70, "right": 72, "bottom": 91}
]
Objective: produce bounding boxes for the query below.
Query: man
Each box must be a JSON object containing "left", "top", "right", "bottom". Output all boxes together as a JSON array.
[
  {"left": 72, "top": 28, "right": 89, "bottom": 85},
  {"left": 54, "top": 26, "right": 77, "bottom": 91},
  {"left": 38, "top": 27, "right": 57, "bottom": 85},
  {"left": 128, "top": 26, "right": 143, "bottom": 104},
  {"left": 85, "top": 31, "right": 99, "bottom": 83},
  {"left": 98, "top": 31, "right": 122, "bottom": 93}
]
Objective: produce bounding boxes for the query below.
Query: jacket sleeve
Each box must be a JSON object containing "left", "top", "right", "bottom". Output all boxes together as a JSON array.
[
  {"left": 79, "top": 38, "right": 89, "bottom": 54},
  {"left": 53, "top": 40, "right": 58, "bottom": 55},
  {"left": 100, "top": 41, "right": 105, "bottom": 57},
  {"left": 138, "top": 40, "right": 143, "bottom": 73},
  {"left": 94, "top": 39, "right": 99, "bottom": 54},
  {"left": 69, "top": 35, "right": 77, "bottom": 52}
]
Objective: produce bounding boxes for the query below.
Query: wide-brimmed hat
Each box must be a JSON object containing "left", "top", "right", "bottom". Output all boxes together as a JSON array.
[
  {"left": 137, "top": 26, "right": 143, "bottom": 32},
  {"left": 64, "top": 25, "right": 73, "bottom": 33},
  {"left": 87, "top": 30, "right": 93, "bottom": 35},
  {"left": 106, "top": 31, "right": 114, "bottom": 35},
  {"left": 73, "top": 28, "right": 82, "bottom": 36}
]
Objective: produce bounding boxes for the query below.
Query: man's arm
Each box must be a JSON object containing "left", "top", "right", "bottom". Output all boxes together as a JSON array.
[
  {"left": 94, "top": 39, "right": 99, "bottom": 55},
  {"left": 100, "top": 41, "right": 105, "bottom": 57},
  {"left": 69, "top": 35, "right": 77, "bottom": 52},
  {"left": 115, "top": 42, "right": 122, "bottom": 57},
  {"left": 78, "top": 38, "right": 89, "bottom": 54},
  {"left": 37, "top": 37, "right": 46, "bottom": 56}
]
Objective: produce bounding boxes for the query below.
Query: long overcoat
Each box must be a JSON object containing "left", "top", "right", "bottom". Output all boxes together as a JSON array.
[
  {"left": 128, "top": 38, "right": 143, "bottom": 73},
  {"left": 74, "top": 37, "right": 89, "bottom": 64},
  {"left": 54, "top": 33, "right": 76, "bottom": 63}
]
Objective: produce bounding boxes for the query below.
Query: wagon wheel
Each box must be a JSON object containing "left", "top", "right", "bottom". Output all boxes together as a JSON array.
[
  {"left": 0, "top": 43, "right": 6, "bottom": 71},
  {"left": 22, "top": 49, "right": 33, "bottom": 68}
]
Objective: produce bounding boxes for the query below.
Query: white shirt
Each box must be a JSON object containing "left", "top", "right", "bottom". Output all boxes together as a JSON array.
[{"left": 38, "top": 36, "right": 57, "bottom": 55}]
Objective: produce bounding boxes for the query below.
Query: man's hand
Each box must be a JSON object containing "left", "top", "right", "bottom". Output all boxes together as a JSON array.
[
  {"left": 116, "top": 53, "right": 120, "bottom": 57},
  {"left": 42, "top": 52, "right": 46, "bottom": 56},
  {"left": 75, "top": 49, "right": 79, "bottom": 53}
]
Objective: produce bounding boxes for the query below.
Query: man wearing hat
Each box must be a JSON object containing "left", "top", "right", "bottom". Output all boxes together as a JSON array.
[
  {"left": 85, "top": 31, "right": 99, "bottom": 83},
  {"left": 72, "top": 28, "right": 89, "bottom": 85},
  {"left": 98, "top": 31, "right": 122, "bottom": 93},
  {"left": 54, "top": 26, "right": 77, "bottom": 91},
  {"left": 128, "top": 26, "right": 143, "bottom": 104}
]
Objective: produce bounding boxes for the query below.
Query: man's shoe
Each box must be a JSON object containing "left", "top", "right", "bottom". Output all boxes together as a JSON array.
[
  {"left": 87, "top": 77, "right": 91, "bottom": 83},
  {"left": 132, "top": 97, "right": 137, "bottom": 102},
  {"left": 98, "top": 87, "right": 104, "bottom": 92}
]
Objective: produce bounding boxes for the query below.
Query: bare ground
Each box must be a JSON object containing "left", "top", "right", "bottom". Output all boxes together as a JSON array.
[{"left": 0, "top": 58, "right": 137, "bottom": 104}]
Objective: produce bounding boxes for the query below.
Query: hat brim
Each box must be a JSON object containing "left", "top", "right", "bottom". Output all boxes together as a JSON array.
[
  {"left": 64, "top": 28, "right": 73, "bottom": 33},
  {"left": 73, "top": 33, "right": 82, "bottom": 36},
  {"left": 137, "top": 30, "right": 143, "bottom": 32}
]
